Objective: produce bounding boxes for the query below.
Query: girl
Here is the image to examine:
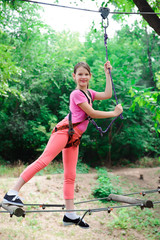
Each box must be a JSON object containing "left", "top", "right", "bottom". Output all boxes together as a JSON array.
[{"left": 2, "top": 61, "right": 123, "bottom": 228}]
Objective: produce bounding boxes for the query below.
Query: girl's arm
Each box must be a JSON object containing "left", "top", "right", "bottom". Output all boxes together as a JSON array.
[
  {"left": 94, "top": 61, "right": 112, "bottom": 100},
  {"left": 78, "top": 102, "right": 123, "bottom": 119}
]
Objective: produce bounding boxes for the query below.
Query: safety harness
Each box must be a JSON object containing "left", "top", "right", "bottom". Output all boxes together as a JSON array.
[{"left": 54, "top": 90, "right": 93, "bottom": 148}]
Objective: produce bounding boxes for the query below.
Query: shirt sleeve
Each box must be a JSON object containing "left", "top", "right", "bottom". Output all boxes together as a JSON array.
[{"left": 71, "top": 90, "right": 88, "bottom": 105}]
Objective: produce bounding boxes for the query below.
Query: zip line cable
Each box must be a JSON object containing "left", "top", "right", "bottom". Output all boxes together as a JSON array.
[{"left": 21, "top": 0, "right": 160, "bottom": 15}]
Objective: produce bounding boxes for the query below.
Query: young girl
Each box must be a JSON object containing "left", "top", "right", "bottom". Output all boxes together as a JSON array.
[{"left": 2, "top": 61, "right": 123, "bottom": 228}]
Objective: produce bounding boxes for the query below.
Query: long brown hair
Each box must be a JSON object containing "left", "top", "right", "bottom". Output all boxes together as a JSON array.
[{"left": 74, "top": 62, "right": 91, "bottom": 74}]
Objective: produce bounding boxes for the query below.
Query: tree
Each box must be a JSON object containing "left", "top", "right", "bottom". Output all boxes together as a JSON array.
[
  {"left": 80, "top": 24, "right": 160, "bottom": 166},
  {"left": 0, "top": 0, "right": 159, "bottom": 165},
  {"left": 102, "top": 0, "right": 160, "bottom": 35},
  {"left": 0, "top": 42, "right": 22, "bottom": 98},
  {"left": 132, "top": 0, "right": 160, "bottom": 35}
]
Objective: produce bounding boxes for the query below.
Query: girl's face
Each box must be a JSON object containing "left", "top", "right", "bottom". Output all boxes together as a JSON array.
[{"left": 72, "top": 66, "right": 91, "bottom": 90}]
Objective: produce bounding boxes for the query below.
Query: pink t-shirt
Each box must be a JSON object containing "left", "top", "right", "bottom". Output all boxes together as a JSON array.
[{"left": 65, "top": 89, "right": 97, "bottom": 133}]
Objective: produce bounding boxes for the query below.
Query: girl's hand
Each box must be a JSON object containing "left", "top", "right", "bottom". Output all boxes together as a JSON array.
[
  {"left": 104, "top": 61, "right": 112, "bottom": 74},
  {"left": 114, "top": 104, "right": 123, "bottom": 117}
]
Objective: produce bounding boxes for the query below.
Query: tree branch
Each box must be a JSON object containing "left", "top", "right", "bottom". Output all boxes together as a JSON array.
[{"left": 133, "top": 0, "right": 160, "bottom": 35}]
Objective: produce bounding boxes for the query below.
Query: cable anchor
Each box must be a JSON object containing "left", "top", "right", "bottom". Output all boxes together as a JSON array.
[{"left": 99, "top": 7, "right": 110, "bottom": 28}]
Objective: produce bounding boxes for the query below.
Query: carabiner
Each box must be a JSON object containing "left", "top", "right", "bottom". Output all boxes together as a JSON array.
[{"left": 99, "top": 7, "right": 110, "bottom": 28}]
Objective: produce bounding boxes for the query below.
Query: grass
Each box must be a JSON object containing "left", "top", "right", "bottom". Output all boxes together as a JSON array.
[
  {"left": 107, "top": 208, "right": 160, "bottom": 240},
  {"left": 92, "top": 168, "right": 160, "bottom": 240},
  {"left": 0, "top": 159, "right": 159, "bottom": 240},
  {"left": 0, "top": 157, "right": 159, "bottom": 177},
  {"left": 0, "top": 158, "right": 90, "bottom": 177},
  {"left": 124, "top": 157, "right": 160, "bottom": 168}
]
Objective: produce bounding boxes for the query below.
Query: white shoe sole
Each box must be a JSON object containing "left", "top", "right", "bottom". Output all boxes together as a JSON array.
[
  {"left": 2, "top": 199, "right": 24, "bottom": 207},
  {"left": 63, "top": 221, "right": 89, "bottom": 228},
  {"left": 63, "top": 221, "right": 75, "bottom": 226}
]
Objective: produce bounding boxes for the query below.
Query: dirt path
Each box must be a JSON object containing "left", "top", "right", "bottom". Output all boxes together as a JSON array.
[
  {"left": 0, "top": 167, "right": 159, "bottom": 240},
  {"left": 113, "top": 167, "right": 160, "bottom": 190}
]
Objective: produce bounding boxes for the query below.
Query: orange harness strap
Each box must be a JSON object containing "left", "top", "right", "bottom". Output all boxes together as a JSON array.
[{"left": 53, "top": 121, "right": 83, "bottom": 148}]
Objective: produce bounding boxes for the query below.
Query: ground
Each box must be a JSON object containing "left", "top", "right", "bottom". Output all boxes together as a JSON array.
[{"left": 0, "top": 167, "right": 159, "bottom": 240}]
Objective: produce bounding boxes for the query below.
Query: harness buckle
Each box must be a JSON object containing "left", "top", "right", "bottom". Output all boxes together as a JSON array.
[{"left": 68, "top": 128, "right": 75, "bottom": 136}]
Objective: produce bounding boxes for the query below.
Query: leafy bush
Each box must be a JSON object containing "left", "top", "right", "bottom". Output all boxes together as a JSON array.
[
  {"left": 76, "top": 158, "right": 90, "bottom": 174},
  {"left": 93, "top": 168, "right": 122, "bottom": 200}
]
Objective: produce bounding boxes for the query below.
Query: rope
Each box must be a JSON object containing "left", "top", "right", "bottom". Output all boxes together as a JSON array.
[
  {"left": 75, "top": 187, "right": 160, "bottom": 204},
  {"left": 88, "top": 17, "right": 123, "bottom": 135},
  {"left": 1, "top": 186, "right": 158, "bottom": 211},
  {"left": 123, "top": 188, "right": 160, "bottom": 197},
  {"left": 23, "top": 203, "right": 65, "bottom": 209},
  {"left": 1, "top": 189, "right": 159, "bottom": 221},
  {"left": 21, "top": 0, "right": 160, "bottom": 15},
  {"left": 0, "top": 188, "right": 159, "bottom": 209},
  {"left": 1, "top": 201, "right": 159, "bottom": 215}
]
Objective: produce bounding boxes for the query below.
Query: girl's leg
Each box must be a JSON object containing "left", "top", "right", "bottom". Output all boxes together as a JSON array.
[
  {"left": 12, "top": 177, "right": 26, "bottom": 192},
  {"left": 62, "top": 146, "right": 89, "bottom": 228},
  {"left": 10, "top": 129, "right": 69, "bottom": 193},
  {"left": 62, "top": 145, "right": 79, "bottom": 211},
  {"left": 65, "top": 199, "right": 74, "bottom": 211}
]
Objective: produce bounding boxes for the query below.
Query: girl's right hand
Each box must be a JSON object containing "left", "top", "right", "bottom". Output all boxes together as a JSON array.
[{"left": 114, "top": 104, "right": 123, "bottom": 117}]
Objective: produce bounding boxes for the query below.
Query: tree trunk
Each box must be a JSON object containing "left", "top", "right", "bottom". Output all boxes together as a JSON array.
[
  {"left": 145, "top": 27, "right": 156, "bottom": 88},
  {"left": 133, "top": 0, "right": 160, "bottom": 35}
]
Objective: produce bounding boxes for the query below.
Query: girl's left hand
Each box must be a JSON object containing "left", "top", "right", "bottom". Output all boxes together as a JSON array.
[{"left": 104, "top": 61, "right": 112, "bottom": 74}]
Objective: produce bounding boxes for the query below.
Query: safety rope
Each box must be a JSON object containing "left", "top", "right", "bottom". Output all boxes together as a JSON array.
[
  {"left": 21, "top": 0, "right": 160, "bottom": 15},
  {"left": 88, "top": 8, "right": 123, "bottom": 136}
]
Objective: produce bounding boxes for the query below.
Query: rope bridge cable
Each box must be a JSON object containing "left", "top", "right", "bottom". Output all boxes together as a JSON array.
[
  {"left": 0, "top": 201, "right": 160, "bottom": 216},
  {"left": 21, "top": 0, "right": 160, "bottom": 15},
  {"left": 0, "top": 189, "right": 159, "bottom": 219},
  {"left": 0, "top": 187, "right": 159, "bottom": 210},
  {"left": 0, "top": 201, "right": 160, "bottom": 224},
  {"left": 23, "top": 203, "right": 65, "bottom": 209},
  {"left": 75, "top": 187, "right": 160, "bottom": 205},
  {"left": 123, "top": 188, "right": 160, "bottom": 197}
]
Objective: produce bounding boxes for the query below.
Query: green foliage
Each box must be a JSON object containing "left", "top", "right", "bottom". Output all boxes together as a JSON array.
[
  {"left": 80, "top": 24, "right": 160, "bottom": 165},
  {"left": 0, "top": 159, "right": 90, "bottom": 176},
  {"left": 136, "top": 157, "right": 160, "bottom": 168},
  {"left": 100, "top": 0, "right": 160, "bottom": 24},
  {"left": 1, "top": 0, "right": 23, "bottom": 9},
  {"left": 130, "top": 86, "right": 160, "bottom": 133},
  {"left": 93, "top": 168, "right": 122, "bottom": 199},
  {"left": 76, "top": 158, "right": 90, "bottom": 173},
  {"left": 107, "top": 208, "right": 160, "bottom": 239},
  {"left": 0, "top": 42, "right": 23, "bottom": 98},
  {"left": 0, "top": 0, "right": 159, "bottom": 166}
]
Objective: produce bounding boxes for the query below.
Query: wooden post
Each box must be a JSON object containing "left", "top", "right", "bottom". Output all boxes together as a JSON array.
[
  {"left": 1, "top": 203, "right": 25, "bottom": 217},
  {"left": 139, "top": 174, "right": 144, "bottom": 180},
  {"left": 108, "top": 194, "right": 153, "bottom": 208}
]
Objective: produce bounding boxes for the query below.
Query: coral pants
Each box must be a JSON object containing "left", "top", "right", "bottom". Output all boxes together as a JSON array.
[{"left": 20, "top": 119, "right": 83, "bottom": 199}]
